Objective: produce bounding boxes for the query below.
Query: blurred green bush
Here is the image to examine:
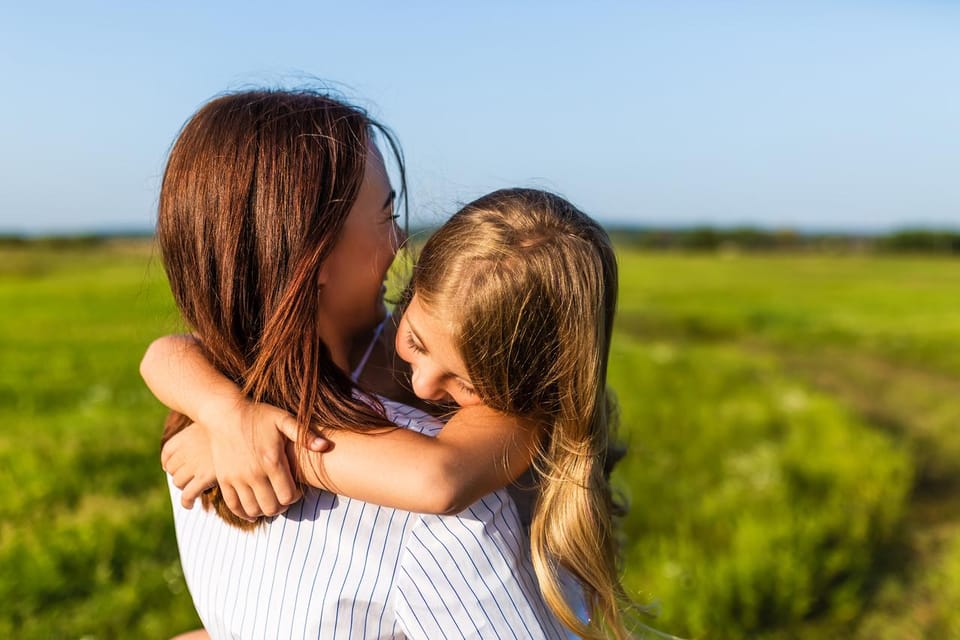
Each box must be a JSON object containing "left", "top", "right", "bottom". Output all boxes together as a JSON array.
[{"left": 610, "top": 337, "right": 911, "bottom": 637}]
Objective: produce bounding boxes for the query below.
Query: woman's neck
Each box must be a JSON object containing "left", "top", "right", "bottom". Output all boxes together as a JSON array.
[
  {"left": 315, "top": 323, "right": 351, "bottom": 374},
  {"left": 326, "top": 340, "right": 352, "bottom": 373},
  {"left": 323, "top": 322, "right": 386, "bottom": 379}
]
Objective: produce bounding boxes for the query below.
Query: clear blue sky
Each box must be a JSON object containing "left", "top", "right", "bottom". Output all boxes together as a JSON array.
[{"left": 1, "top": 1, "right": 957, "bottom": 233}]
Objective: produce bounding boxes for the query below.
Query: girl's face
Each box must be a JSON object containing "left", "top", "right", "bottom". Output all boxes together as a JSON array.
[
  {"left": 396, "top": 294, "right": 484, "bottom": 408},
  {"left": 319, "top": 143, "right": 402, "bottom": 341}
]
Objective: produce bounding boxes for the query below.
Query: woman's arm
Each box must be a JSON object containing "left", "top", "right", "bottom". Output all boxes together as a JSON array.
[{"left": 142, "top": 335, "right": 538, "bottom": 518}]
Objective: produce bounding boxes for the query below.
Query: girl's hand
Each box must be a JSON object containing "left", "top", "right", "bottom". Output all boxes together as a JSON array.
[
  {"left": 220, "top": 401, "right": 311, "bottom": 520},
  {"left": 143, "top": 333, "right": 326, "bottom": 518},
  {"left": 163, "top": 402, "right": 330, "bottom": 520},
  {"left": 161, "top": 422, "right": 217, "bottom": 509}
]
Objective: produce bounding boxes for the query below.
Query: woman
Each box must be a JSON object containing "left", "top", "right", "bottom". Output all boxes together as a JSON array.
[{"left": 152, "top": 88, "right": 567, "bottom": 638}]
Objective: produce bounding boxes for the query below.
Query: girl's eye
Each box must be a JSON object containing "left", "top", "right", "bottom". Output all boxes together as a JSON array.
[
  {"left": 405, "top": 333, "right": 426, "bottom": 355},
  {"left": 457, "top": 380, "right": 477, "bottom": 396}
]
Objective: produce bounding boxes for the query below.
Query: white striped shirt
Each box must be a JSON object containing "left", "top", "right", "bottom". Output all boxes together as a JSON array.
[{"left": 169, "top": 400, "right": 572, "bottom": 639}]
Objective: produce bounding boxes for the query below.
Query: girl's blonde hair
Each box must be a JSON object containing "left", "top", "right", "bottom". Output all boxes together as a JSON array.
[{"left": 412, "top": 188, "right": 629, "bottom": 639}]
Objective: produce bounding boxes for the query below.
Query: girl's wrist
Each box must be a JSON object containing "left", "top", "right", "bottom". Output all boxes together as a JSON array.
[{"left": 195, "top": 387, "right": 247, "bottom": 430}]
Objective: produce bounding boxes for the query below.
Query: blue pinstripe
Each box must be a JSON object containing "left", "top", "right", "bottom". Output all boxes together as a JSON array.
[
  {"left": 275, "top": 500, "right": 304, "bottom": 628},
  {"left": 374, "top": 510, "right": 409, "bottom": 636},
  {"left": 299, "top": 495, "right": 337, "bottom": 639},
  {"left": 438, "top": 510, "right": 534, "bottom": 639},
  {"left": 346, "top": 505, "right": 379, "bottom": 639},
  {"left": 396, "top": 567, "right": 453, "bottom": 638},
  {"left": 403, "top": 544, "right": 474, "bottom": 638},
  {"left": 473, "top": 495, "right": 569, "bottom": 638},
  {"left": 309, "top": 495, "right": 351, "bottom": 637},
  {"left": 413, "top": 525, "right": 504, "bottom": 637},
  {"left": 329, "top": 500, "right": 366, "bottom": 637},
  {"left": 289, "top": 492, "right": 324, "bottom": 633},
  {"left": 248, "top": 512, "right": 275, "bottom": 638}
]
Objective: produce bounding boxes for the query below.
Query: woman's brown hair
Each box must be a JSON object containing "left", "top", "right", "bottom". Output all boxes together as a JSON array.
[
  {"left": 157, "top": 89, "right": 403, "bottom": 528},
  {"left": 411, "top": 189, "right": 632, "bottom": 638}
]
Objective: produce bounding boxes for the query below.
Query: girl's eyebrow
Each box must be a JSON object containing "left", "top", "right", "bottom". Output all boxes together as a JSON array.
[{"left": 382, "top": 189, "right": 396, "bottom": 210}]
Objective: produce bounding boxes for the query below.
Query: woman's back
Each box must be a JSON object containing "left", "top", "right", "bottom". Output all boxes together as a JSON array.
[{"left": 170, "top": 400, "right": 569, "bottom": 640}]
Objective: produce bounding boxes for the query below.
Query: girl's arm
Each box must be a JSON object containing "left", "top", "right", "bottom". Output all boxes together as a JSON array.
[{"left": 143, "top": 335, "right": 538, "bottom": 519}]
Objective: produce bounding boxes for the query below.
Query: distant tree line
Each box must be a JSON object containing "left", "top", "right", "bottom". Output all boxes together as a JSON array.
[
  {"left": 875, "top": 230, "right": 960, "bottom": 254},
  {"left": 0, "top": 232, "right": 152, "bottom": 249},
  {"left": 607, "top": 227, "right": 960, "bottom": 255},
  {"left": 0, "top": 234, "right": 107, "bottom": 248},
  {"left": 2, "top": 228, "right": 958, "bottom": 254}
]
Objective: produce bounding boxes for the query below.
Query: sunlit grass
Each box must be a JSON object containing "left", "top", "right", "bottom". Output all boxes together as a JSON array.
[{"left": 3, "top": 241, "right": 958, "bottom": 637}]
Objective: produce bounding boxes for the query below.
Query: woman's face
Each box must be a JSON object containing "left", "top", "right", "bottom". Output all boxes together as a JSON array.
[
  {"left": 319, "top": 143, "right": 402, "bottom": 342},
  {"left": 395, "top": 294, "right": 485, "bottom": 408}
]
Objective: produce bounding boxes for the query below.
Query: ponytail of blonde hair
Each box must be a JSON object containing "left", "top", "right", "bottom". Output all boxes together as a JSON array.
[{"left": 413, "top": 189, "right": 631, "bottom": 638}]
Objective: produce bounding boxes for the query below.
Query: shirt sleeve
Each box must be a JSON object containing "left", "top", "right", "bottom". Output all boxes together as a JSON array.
[{"left": 391, "top": 490, "right": 569, "bottom": 640}]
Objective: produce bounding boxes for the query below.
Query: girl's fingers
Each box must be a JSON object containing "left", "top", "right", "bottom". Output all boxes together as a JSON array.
[
  {"left": 233, "top": 485, "right": 262, "bottom": 521},
  {"left": 161, "top": 440, "right": 181, "bottom": 473},
  {"left": 275, "top": 414, "right": 330, "bottom": 452},
  {"left": 267, "top": 457, "right": 301, "bottom": 506},
  {"left": 275, "top": 414, "right": 300, "bottom": 442},
  {"left": 161, "top": 426, "right": 194, "bottom": 469},
  {"left": 219, "top": 484, "right": 248, "bottom": 521},
  {"left": 250, "top": 480, "right": 283, "bottom": 517},
  {"left": 171, "top": 466, "right": 193, "bottom": 491},
  {"left": 181, "top": 476, "right": 213, "bottom": 509},
  {"left": 182, "top": 473, "right": 214, "bottom": 505},
  {"left": 163, "top": 453, "right": 182, "bottom": 478}
]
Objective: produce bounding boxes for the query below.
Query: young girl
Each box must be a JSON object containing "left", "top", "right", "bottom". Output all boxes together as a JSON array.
[{"left": 145, "top": 188, "right": 633, "bottom": 639}]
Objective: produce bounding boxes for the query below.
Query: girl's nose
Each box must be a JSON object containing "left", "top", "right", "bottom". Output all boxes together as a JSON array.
[{"left": 411, "top": 365, "right": 447, "bottom": 402}]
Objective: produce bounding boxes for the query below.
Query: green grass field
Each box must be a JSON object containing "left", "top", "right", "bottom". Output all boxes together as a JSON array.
[{"left": 2, "top": 241, "right": 958, "bottom": 638}]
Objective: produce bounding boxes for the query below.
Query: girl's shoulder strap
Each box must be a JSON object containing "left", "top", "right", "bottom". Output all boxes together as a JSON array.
[{"left": 350, "top": 315, "right": 390, "bottom": 382}]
